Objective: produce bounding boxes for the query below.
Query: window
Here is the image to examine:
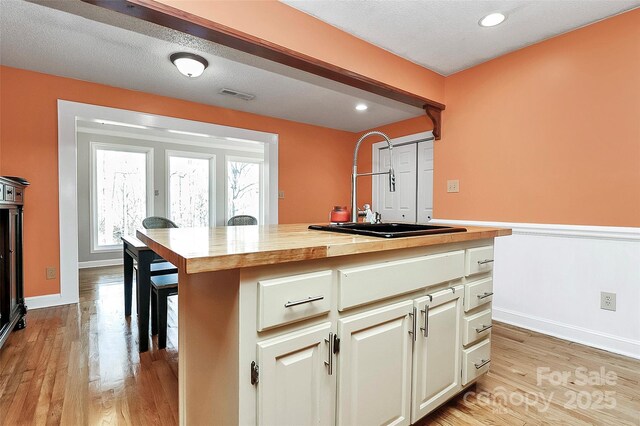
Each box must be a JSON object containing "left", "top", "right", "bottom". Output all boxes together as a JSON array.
[
  {"left": 91, "top": 143, "right": 153, "bottom": 251},
  {"left": 226, "top": 157, "right": 262, "bottom": 224},
  {"left": 167, "top": 152, "right": 215, "bottom": 227}
]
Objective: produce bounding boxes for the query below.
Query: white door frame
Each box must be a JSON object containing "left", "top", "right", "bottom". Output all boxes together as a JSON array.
[
  {"left": 371, "top": 131, "right": 434, "bottom": 218},
  {"left": 38, "top": 100, "right": 279, "bottom": 309}
]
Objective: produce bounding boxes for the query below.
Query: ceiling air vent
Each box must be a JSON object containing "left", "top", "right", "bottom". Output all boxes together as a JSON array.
[{"left": 219, "top": 88, "right": 255, "bottom": 101}]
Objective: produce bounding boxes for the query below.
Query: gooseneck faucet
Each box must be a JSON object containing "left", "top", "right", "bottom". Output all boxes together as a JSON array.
[{"left": 351, "top": 131, "right": 396, "bottom": 222}]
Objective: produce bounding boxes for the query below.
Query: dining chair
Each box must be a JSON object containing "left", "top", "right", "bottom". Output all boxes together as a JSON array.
[{"left": 227, "top": 215, "right": 257, "bottom": 226}]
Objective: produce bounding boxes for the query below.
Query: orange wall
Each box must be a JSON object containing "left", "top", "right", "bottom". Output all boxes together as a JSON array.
[
  {"left": 0, "top": 66, "right": 355, "bottom": 297},
  {"left": 437, "top": 9, "right": 640, "bottom": 227},
  {"left": 155, "top": 0, "right": 445, "bottom": 103}
]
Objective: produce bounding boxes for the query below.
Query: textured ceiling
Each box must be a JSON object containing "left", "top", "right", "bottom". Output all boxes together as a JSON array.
[
  {"left": 282, "top": 0, "right": 640, "bottom": 75},
  {"left": 0, "top": 0, "right": 424, "bottom": 132}
]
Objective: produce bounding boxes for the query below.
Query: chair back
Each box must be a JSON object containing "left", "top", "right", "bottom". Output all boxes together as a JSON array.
[
  {"left": 142, "top": 216, "right": 179, "bottom": 229},
  {"left": 227, "top": 215, "right": 258, "bottom": 226}
]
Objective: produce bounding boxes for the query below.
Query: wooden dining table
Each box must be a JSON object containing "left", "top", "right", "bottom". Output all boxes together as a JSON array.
[{"left": 121, "top": 235, "right": 162, "bottom": 352}]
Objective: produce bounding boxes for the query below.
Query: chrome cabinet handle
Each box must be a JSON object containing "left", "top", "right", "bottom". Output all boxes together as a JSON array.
[
  {"left": 474, "top": 359, "right": 491, "bottom": 369},
  {"left": 408, "top": 307, "right": 417, "bottom": 341},
  {"left": 420, "top": 307, "right": 429, "bottom": 338},
  {"left": 475, "top": 324, "right": 492, "bottom": 333},
  {"left": 477, "top": 292, "right": 494, "bottom": 299},
  {"left": 284, "top": 295, "right": 324, "bottom": 308},
  {"left": 477, "top": 259, "right": 494, "bottom": 265},
  {"left": 325, "top": 332, "right": 334, "bottom": 375}
]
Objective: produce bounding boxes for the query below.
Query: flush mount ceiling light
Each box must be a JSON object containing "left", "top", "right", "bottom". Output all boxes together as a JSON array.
[
  {"left": 479, "top": 12, "right": 506, "bottom": 27},
  {"left": 170, "top": 52, "right": 208, "bottom": 78},
  {"left": 355, "top": 103, "right": 368, "bottom": 111}
]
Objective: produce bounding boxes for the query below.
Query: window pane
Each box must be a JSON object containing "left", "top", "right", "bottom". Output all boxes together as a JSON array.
[
  {"left": 169, "top": 156, "right": 210, "bottom": 227},
  {"left": 96, "top": 149, "right": 147, "bottom": 247},
  {"left": 227, "top": 161, "right": 260, "bottom": 223}
]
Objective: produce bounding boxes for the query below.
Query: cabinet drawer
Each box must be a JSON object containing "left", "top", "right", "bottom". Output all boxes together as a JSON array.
[
  {"left": 466, "top": 246, "right": 494, "bottom": 276},
  {"left": 462, "top": 338, "right": 491, "bottom": 386},
  {"left": 14, "top": 188, "right": 23, "bottom": 203},
  {"left": 463, "top": 308, "right": 492, "bottom": 346},
  {"left": 464, "top": 277, "right": 493, "bottom": 312},
  {"left": 338, "top": 250, "right": 465, "bottom": 311},
  {"left": 258, "top": 270, "right": 332, "bottom": 331},
  {"left": 5, "top": 185, "right": 14, "bottom": 202}
]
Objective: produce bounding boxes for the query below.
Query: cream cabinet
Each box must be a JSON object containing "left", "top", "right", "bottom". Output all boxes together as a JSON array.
[
  {"left": 246, "top": 241, "right": 497, "bottom": 426},
  {"left": 337, "top": 300, "right": 414, "bottom": 426},
  {"left": 411, "top": 285, "right": 463, "bottom": 422},
  {"left": 257, "top": 322, "right": 336, "bottom": 426}
]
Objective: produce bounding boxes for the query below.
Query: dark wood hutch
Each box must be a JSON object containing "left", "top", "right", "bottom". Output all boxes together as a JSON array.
[{"left": 0, "top": 176, "right": 28, "bottom": 350}]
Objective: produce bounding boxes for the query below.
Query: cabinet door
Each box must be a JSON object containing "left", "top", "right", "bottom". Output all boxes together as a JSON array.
[
  {"left": 411, "top": 285, "right": 463, "bottom": 422},
  {"left": 377, "top": 144, "right": 417, "bottom": 223},
  {"left": 8, "top": 209, "right": 18, "bottom": 314},
  {"left": 337, "top": 300, "right": 413, "bottom": 426},
  {"left": 257, "top": 322, "right": 335, "bottom": 426},
  {"left": 416, "top": 141, "right": 434, "bottom": 223}
]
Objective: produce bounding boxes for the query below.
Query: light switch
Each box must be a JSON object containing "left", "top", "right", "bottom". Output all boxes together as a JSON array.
[{"left": 447, "top": 180, "right": 460, "bottom": 193}]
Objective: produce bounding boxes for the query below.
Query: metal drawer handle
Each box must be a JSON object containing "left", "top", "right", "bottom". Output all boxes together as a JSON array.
[
  {"left": 478, "top": 259, "right": 494, "bottom": 265},
  {"left": 474, "top": 359, "right": 491, "bottom": 369},
  {"left": 477, "top": 292, "right": 494, "bottom": 299},
  {"left": 475, "top": 324, "right": 492, "bottom": 333},
  {"left": 284, "top": 295, "right": 324, "bottom": 308}
]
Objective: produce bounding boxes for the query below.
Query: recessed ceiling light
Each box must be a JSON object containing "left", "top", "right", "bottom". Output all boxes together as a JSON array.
[
  {"left": 479, "top": 12, "right": 506, "bottom": 27},
  {"left": 167, "top": 129, "right": 211, "bottom": 138},
  {"left": 170, "top": 52, "right": 208, "bottom": 78},
  {"left": 355, "top": 104, "right": 368, "bottom": 111},
  {"left": 94, "top": 119, "right": 147, "bottom": 129}
]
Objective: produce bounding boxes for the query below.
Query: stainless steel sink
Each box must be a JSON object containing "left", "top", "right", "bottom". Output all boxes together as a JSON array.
[{"left": 308, "top": 223, "right": 467, "bottom": 238}]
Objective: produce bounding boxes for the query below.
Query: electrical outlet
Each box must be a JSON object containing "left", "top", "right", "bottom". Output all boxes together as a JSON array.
[
  {"left": 600, "top": 292, "right": 616, "bottom": 311},
  {"left": 46, "top": 267, "right": 57, "bottom": 280},
  {"left": 447, "top": 180, "right": 460, "bottom": 193},
  {"left": 278, "top": 190, "right": 285, "bottom": 199}
]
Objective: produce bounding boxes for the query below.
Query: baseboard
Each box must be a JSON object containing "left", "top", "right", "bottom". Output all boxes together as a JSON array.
[
  {"left": 493, "top": 307, "right": 640, "bottom": 360},
  {"left": 78, "top": 258, "right": 123, "bottom": 269},
  {"left": 25, "top": 293, "right": 77, "bottom": 310}
]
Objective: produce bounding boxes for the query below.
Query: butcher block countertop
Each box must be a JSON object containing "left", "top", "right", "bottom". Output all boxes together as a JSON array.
[{"left": 136, "top": 223, "right": 511, "bottom": 274}]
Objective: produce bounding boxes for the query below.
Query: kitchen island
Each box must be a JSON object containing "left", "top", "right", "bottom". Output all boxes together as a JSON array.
[{"left": 137, "top": 223, "right": 511, "bottom": 426}]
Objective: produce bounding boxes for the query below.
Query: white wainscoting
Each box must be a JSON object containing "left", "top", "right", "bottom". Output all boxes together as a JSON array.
[{"left": 432, "top": 219, "right": 640, "bottom": 359}]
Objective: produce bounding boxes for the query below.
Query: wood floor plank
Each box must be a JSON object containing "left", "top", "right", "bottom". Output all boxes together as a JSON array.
[{"left": 0, "top": 266, "right": 638, "bottom": 425}]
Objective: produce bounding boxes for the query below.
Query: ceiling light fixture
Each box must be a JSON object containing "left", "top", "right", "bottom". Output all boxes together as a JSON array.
[
  {"left": 167, "top": 129, "right": 211, "bottom": 138},
  {"left": 479, "top": 12, "right": 506, "bottom": 27},
  {"left": 170, "top": 52, "right": 208, "bottom": 78},
  {"left": 355, "top": 103, "right": 368, "bottom": 111},
  {"left": 94, "top": 119, "right": 148, "bottom": 129}
]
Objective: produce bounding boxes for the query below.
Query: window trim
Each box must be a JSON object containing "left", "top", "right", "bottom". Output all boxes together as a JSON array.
[
  {"left": 90, "top": 142, "right": 154, "bottom": 253},
  {"left": 165, "top": 150, "right": 216, "bottom": 227},
  {"left": 225, "top": 155, "right": 264, "bottom": 225}
]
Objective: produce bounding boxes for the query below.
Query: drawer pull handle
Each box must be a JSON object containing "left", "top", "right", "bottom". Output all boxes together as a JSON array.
[
  {"left": 475, "top": 324, "right": 492, "bottom": 333},
  {"left": 420, "top": 306, "right": 429, "bottom": 338},
  {"left": 284, "top": 295, "right": 324, "bottom": 308},
  {"left": 477, "top": 292, "right": 494, "bottom": 299},
  {"left": 474, "top": 359, "right": 491, "bottom": 369},
  {"left": 478, "top": 259, "right": 494, "bottom": 265}
]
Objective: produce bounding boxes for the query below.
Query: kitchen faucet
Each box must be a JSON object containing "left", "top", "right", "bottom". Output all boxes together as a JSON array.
[{"left": 351, "top": 131, "right": 396, "bottom": 222}]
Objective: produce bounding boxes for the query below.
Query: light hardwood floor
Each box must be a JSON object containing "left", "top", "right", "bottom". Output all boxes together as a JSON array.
[{"left": 1, "top": 266, "right": 638, "bottom": 425}]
